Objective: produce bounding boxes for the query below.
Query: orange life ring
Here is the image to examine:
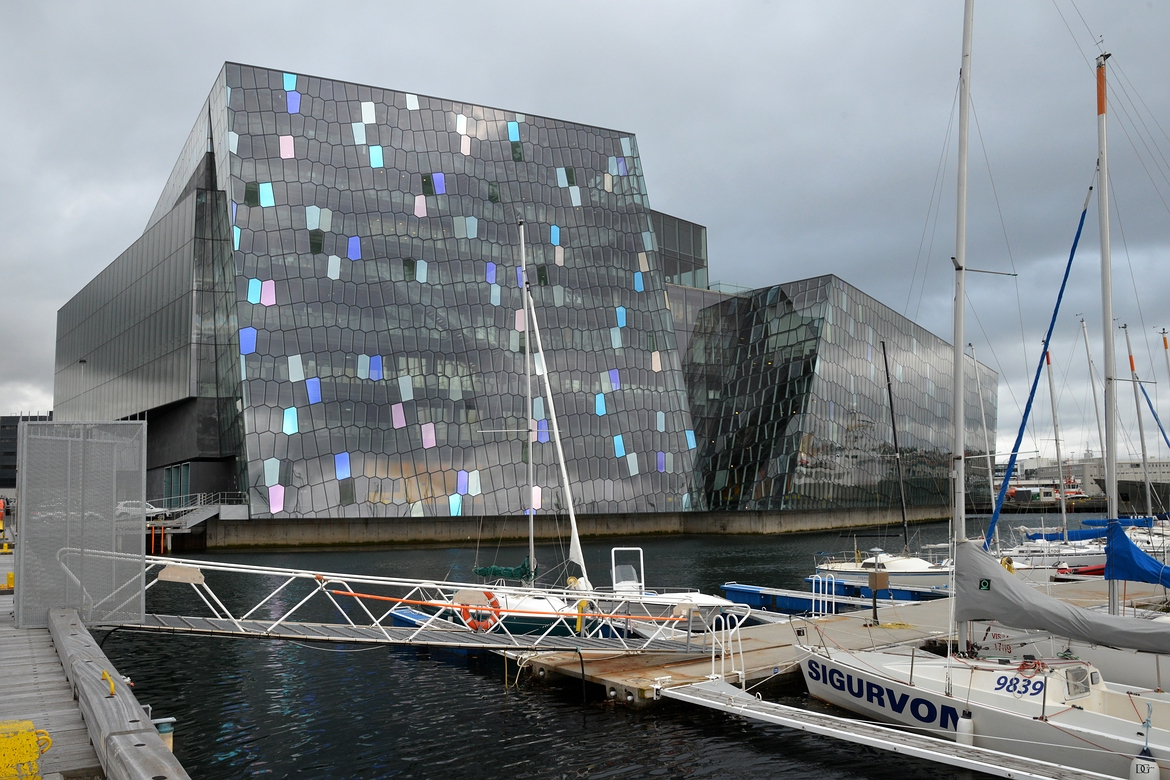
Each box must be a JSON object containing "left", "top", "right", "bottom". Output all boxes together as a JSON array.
[{"left": 459, "top": 591, "right": 501, "bottom": 632}]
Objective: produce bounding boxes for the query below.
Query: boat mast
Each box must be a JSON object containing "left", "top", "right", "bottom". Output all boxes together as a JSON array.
[
  {"left": 1162, "top": 329, "right": 1170, "bottom": 402},
  {"left": 1096, "top": 53, "right": 1119, "bottom": 615},
  {"left": 519, "top": 221, "right": 537, "bottom": 582},
  {"left": 1044, "top": 349, "right": 1069, "bottom": 541},
  {"left": 1123, "top": 324, "right": 1154, "bottom": 517},
  {"left": 1081, "top": 317, "right": 1106, "bottom": 460},
  {"left": 953, "top": 0, "right": 974, "bottom": 654},
  {"left": 522, "top": 235, "right": 591, "bottom": 588},
  {"left": 970, "top": 345, "right": 997, "bottom": 546},
  {"left": 880, "top": 341, "right": 910, "bottom": 553}
]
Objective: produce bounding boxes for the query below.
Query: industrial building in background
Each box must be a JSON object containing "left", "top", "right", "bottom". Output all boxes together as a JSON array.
[{"left": 51, "top": 63, "right": 997, "bottom": 521}]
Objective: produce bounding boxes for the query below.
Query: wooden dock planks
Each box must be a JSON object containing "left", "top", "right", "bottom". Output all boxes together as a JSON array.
[{"left": 0, "top": 554, "right": 102, "bottom": 778}]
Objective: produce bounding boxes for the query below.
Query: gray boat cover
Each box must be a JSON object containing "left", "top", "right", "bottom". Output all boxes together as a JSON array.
[{"left": 954, "top": 540, "right": 1170, "bottom": 655}]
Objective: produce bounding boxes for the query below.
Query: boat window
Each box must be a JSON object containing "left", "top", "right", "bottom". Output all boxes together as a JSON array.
[
  {"left": 1065, "top": 667, "right": 1092, "bottom": 699},
  {"left": 861, "top": 562, "right": 875, "bottom": 569},
  {"left": 612, "top": 564, "right": 639, "bottom": 588}
]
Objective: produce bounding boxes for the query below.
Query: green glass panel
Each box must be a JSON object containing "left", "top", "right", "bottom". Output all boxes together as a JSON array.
[{"left": 244, "top": 182, "right": 260, "bottom": 207}]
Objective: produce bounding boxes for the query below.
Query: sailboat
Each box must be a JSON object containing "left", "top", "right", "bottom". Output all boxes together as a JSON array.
[{"left": 800, "top": 7, "right": 1168, "bottom": 776}]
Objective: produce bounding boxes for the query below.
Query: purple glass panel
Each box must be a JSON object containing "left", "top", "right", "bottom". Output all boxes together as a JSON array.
[
  {"left": 609, "top": 369, "right": 620, "bottom": 390},
  {"left": 457, "top": 470, "right": 469, "bottom": 495},
  {"left": 391, "top": 403, "right": 406, "bottom": 428},
  {"left": 347, "top": 236, "right": 361, "bottom": 260},
  {"left": 516, "top": 267, "right": 523, "bottom": 288},
  {"left": 537, "top": 419, "right": 549, "bottom": 443},
  {"left": 486, "top": 262, "right": 496, "bottom": 284},
  {"left": 239, "top": 327, "right": 257, "bottom": 355},
  {"left": 433, "top": 172, "right": 446, "bottom": 194},
  {"left": 657, "top": 452, "right": 666, "bottom": 472},
  {"left": 617, "top": 157, "right": 628, "bottom": 176},
  {"left": 287, "top": 91, "right": 301, "bottom": 114},
  {"left": 231, "top": 202, "right": 237, "bottom": 222}
]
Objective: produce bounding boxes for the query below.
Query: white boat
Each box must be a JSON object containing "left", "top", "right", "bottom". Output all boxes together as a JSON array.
[
  {"left": 814, "top": 550, "right": 953, "bottom": 588},
  {"left": 801, "top": 646, "right": 1169, "bottom": 778}
]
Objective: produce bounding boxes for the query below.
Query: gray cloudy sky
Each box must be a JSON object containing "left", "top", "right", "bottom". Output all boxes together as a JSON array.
[{"left": 4, "top": 1, "right": 1170, "bottom": 463}]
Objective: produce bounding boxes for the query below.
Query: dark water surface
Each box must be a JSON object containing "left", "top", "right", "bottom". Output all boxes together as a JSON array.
[{"left": 104, "top": 521, "right": 1001, "bottom": 779}]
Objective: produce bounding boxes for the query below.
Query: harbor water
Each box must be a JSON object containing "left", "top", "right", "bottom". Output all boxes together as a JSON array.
[{"left": 103, "top": 519, "right": 1018, "bottom": 779}]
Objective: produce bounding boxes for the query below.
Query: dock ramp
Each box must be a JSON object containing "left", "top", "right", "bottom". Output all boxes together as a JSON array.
[{"left": 664, "top": 679, "right": 1114, "bottom": 780}]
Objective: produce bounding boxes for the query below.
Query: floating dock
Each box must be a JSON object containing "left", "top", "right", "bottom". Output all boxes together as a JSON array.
[
  {"left": 522, "top": 578, "right": 1166, "bottom": 707},
  {"left": 0, "top": 553, "right": 190, "bottom": 780}
]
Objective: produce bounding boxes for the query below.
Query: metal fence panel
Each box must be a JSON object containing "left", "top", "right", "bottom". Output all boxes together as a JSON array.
[{"left": 15, "top": 422, "right": 146, "bottom": 628}]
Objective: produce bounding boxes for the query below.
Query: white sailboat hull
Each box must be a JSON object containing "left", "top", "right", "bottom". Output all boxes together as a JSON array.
[{"left": 800, "top": 648, "right": 1170, "bottom": 779}]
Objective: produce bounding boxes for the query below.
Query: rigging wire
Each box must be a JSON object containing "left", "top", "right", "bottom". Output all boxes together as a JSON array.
[
  {"left": 906, "top": 80, "right": 959, "bottom": 320},
  {"left": 970, "top": 95, "right": 1040, "bottom": 457}
]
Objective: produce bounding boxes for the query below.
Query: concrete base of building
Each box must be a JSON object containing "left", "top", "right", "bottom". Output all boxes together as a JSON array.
[{"left": 202, "top": 505, "right": 950, "bottom": 550}]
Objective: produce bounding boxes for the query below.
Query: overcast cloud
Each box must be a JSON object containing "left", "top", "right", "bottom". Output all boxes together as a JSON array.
[{"left": 3, "top": 1, "right": 1170, "bottom": 464}]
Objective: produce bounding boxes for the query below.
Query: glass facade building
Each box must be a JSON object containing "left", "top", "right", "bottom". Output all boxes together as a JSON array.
[
  {"left": 55, "top": 63, "right": 700, "bottom": 517},
  {"left": 683, "top": 275, "right": 997, "bottom": 512}
]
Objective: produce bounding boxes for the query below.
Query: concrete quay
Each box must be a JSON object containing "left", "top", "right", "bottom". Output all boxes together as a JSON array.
[{"left": 200, "top": 504, "right": 950, "bottom": 549}]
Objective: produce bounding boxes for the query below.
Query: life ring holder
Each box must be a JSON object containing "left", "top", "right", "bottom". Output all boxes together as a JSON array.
[{"left": 459, "top": 590, "right": 501, "bottom": 632}]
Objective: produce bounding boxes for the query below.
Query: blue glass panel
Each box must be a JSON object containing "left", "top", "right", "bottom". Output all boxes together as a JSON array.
[
  {"left": 259, "top": 183, "right": 275, "bottom": 207},
  {"left": 516, "top": 267, "right": 523, "bottom": 288},
  {"left": 335, "top": 452, "right": 351, "bottom": 480},
  {"left": 283, "top": 73, "right": 297, "bottom": 91},
  {"left": 613, "top": 435, "right": 626, "bottom": 458},
  {"left": 287, "top": 91, "right": 300, "bottom": 114},
  {"left": 449, "top": 494, "right": 463, "bottom": 516},
  {"left": 485, "top": 262, "right": 496, "bottom": 284},
  {"left": 634, "top": 272, "right": 644, "bottom": 292},
  {"left": 370, "top": 355, "right": 383, "bottom": 381},
  {"left": 282, "top": 407, "right": 298, "bottom": 435},
  {"left": 347, "top": 236, "right": 361, "bottom": 260},
  {"left": 370, "top": 145, "right": 384, "bottom": 168},
  {"left": 247, "top": 278, "right": 262, "bottom": 304},
  {"left": 490, "top": 285, "right": 501, "bottom": 306},
  {"left": 595, "top": 393, "right": 606, "bottom": 416},
  {"left": 465, "top": 215, "right": 477, "bottom": 238},
  {"left": 457, "top": 470, "right": 469, "bottom": 495},
  {"left": 239, "top": 327, "right": 256, "bottom": 354},
  {"left": 609, "top": 369, "right": 620, "bottom": 390},
  {"left": 685, "top": 430, "right": 697, "bottom": 449},
  {"left": 656, "top": 410, "right": 665, "bottom": 431},
  {"left": 550, "top": 225, "right": 560, "bottom": 246},
  {"left": 507, "top": 121, "right": 520, "bottom": 142},
  {"left": 616, "top": 307, "right": 626, "bottom": 327},
  {"left": 232, "top": 226, "right": 240, "bottom": 250},
  {"left": 537, "top": 419, "right": 549, "bottom": 443},
  {"left": 657, "top": 451, "right": 666, "bottom": 472},
  {"left": 433, "top": 172, "right": 445, "bottom": 194},
  {"left": 306, "top": 377, "right": 321, "bottom": 404},
  {"left": 617, "top": 157, "right": 628, "bottom": 176}
]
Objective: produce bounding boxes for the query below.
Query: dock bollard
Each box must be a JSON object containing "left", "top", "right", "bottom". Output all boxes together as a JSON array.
[{"left": 153, "top": 719, "right": 176, "bottom": 752}]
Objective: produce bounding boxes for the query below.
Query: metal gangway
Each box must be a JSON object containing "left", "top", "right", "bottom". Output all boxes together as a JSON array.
[
  {"left": 664, "top": 679, "right": 1115, "bottom": 780},
  {"left": 80, "top": 552, "right": 749, "bottom": 655}
]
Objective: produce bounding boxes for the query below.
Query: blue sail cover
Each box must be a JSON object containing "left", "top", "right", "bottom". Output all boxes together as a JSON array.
[
  {"left": 1083, "top": 517, "right": 1157, "bottom": 528},
  {"left": 1026, "top": 528, "right": 1108, "bottom": 542},
  {"left": 1105, "top": 522, "right": 1170, "bottom": 588}
]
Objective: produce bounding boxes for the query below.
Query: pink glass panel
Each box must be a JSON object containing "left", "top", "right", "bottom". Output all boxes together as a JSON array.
[
  {"left": 392, "top": 403, "right": 405, "bottom": 428},
  {"left": 279, "top": 135, "right": 295, "bottom": 159},
  {"left": 414, "top": 195, "right": 427, "bottom": 217},
  {"left": 269, "top": 484, "right": 285, "bottom": 513},
  {"left": 260, "top": 280, "right": 276, "bottom": 306},
  {"left": 421, "top": 422, "right": 436, "bottom": 448}
]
